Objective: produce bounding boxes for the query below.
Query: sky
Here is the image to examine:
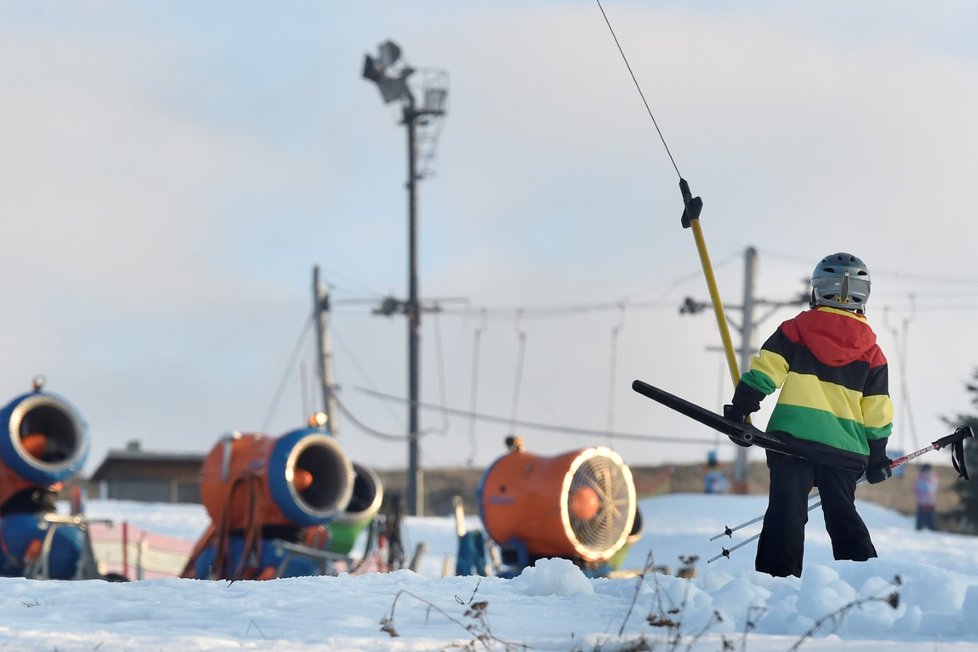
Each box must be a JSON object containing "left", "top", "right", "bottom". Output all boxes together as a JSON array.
[
  {"left": 1, "top": 1, "right": 978, "bottom": 481},
  {"left": 4, "top": 493, "right": 978, "bottom": 649}
]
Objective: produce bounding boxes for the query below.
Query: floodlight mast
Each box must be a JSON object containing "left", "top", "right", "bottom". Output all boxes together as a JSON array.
[{"left": 362, "top": 40, "right": 447, "bottom": 517}]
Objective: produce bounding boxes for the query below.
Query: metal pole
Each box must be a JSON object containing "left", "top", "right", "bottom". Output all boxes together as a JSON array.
[
  {"left": 733, "top": 247, "right": 757, "bottom": 493},
  {"left": 405, "top": 102, "right": 423, "bottom": 516},
  {"left": 687, "top": 215, "right": 741, "bottom": 390},
  {"left": 313, "top": 266, "right": 339, "bottom": 435}
]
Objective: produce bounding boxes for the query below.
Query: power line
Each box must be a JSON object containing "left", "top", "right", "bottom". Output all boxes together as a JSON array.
[
  {"left": 355, "top": 386, "right": 718, "bottom": 445},
  {"left": 261, "top": 314, "right": 315, "bottom": 433},
  {"left": 333, "top": 394, "right": 423, "bottom": 442},
  {"left": 757, "top": 247, "right": 978, "bottom": 287}
]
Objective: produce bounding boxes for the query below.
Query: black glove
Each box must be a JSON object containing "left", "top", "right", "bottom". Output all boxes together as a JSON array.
[
  {"left": 723, "top": 404, "right": 753, "bottom": 447},
  {"left": 866, "top": 460, "right": 893, "bottom": 484},
  {"left": 866, "top": 438, "right": 891, "bottom": 484},
  {"left": 723, "top": 403, "right": 749, "bottom": 423}
]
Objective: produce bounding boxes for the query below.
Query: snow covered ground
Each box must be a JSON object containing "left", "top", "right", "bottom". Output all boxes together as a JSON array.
[{"left": 3, "top": 492, "right": 978, "bottom": 650}]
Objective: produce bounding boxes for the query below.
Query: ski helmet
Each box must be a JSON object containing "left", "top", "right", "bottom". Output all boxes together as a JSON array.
[{"left": 810, "top": 252, "right": 871, "bottom": 313}]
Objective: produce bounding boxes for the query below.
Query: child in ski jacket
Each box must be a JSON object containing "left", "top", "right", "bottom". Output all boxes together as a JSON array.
[
  {"left": 914, "top": 464, "right": 939, "bottom": 530},
  {"left": 724, "top": 252, "right": 894, "bottom": 578}
]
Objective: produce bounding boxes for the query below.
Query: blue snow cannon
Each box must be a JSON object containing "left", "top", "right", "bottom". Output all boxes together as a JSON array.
[{"left": 0, "top": 376, "right": 90, "bottom": 580}]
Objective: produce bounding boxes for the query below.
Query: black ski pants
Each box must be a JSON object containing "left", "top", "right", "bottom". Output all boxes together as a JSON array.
[{"left": 755, "top": 450, "right": 877, "bottom": 578}]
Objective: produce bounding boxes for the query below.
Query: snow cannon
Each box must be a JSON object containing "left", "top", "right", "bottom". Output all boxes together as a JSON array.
[
  {"left": 478, "top": 445, "right": 637, "bottom": 574},
  {"left": 326, "top": 461, "right": 383, "bottom": 556},
  {"left": 606, "top": 504, "right": 644, "bottom": 572},
  {"left": 0, "top": 377, "right": 95, "bottom": 581},
  {"left": 0, "top": 378, "right": 89, "bottom": 510},
  {"left": 186, "top": 425, "right": 355, "bottom": 580},
  {"left": 199, "top": 428, "right": 354, "bottom": 530}
]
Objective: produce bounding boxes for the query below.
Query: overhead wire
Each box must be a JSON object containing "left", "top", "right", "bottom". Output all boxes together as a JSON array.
[
  {"left": 466, "top": 310, "right": 487, "bottom": 467},
  {"left": 312, "top": 264, "right": 391, "bottom": 301},
  {"left": 356, "top": 386, "right": 718, "bottom": 445},
  {"left": 333, "top": 393, "right": 423, "bottom": 442},
  {"left": 329, "top": 324, "right": 402, "bottom": 424},
  {"left": 327, "top": 253, "right": 743, "bottom": 324},
  {"left": 481, "top": 325, "right": 567, "bottom": 430},
  {"left": 433, "top": 311, "right": 450, "bottom": 435},
  {"left": 758, "top": 247, "right": 978, "bottom": 288},
  {"left": 261, "top": 314, "right": 315, "bottom": 433},
  {"left": 509, "top": 310, "right": 527, "bottom": 436},
  {"left": 884, "top": 298, "right": 920, "bottom": 451},
  {"left": 299, "top": 362, "right": 310, "bottom": 421},
  {"left": 606, "top": 303, "right": 627, "bottom": 447}
]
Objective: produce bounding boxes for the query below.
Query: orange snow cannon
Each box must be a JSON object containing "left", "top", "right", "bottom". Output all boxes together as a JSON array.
[
  {"left": 184, "top": 425, "right": 356, "bottom": 580},
  {"left": 478, "top": 445, "right": 637, "bottom": 567},
  {"left": 199, "top": 428, "right": 354, "bottom": 531}
]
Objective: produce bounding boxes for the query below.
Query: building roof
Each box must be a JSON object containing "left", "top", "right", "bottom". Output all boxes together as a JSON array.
[{"left": 88, "top": 448, "right": 206, "bottom": 483}]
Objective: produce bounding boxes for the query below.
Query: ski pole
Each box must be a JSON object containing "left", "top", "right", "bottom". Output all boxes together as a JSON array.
[
  {"left": 709, "top": 489, "right": 856, "bottom": 563},
  {"left": 707, "top": 426, "right": 974, "bottom": 562},
  {"left": 709, "top": 426, "right": 974, "bottom": 541}
]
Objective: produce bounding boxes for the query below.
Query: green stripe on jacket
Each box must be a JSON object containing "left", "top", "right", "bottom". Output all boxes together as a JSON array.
[{"left": 767, "top": 403, "right": 887, "bottom": 455}]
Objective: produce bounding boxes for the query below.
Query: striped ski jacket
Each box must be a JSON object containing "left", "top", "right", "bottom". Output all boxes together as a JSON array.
[{"left": 734, "top": 306, "right": 893, "bottom": 468}]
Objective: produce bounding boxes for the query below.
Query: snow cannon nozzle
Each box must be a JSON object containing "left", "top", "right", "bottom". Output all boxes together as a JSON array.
[
  {"left": 0, "top": 390, "right": 89, "bottom": 497},
  {"left": 679, "top": 178, "right": 703, "bottom": 228}
]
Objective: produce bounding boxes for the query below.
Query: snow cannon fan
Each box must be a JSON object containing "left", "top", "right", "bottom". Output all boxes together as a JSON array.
[
  {"left": 478, "top": 445, "right": 636, "bottom": 569},
  {"left": 326, "top": 461, "right": 384, "bottom": 556},
  {"left": 199, "top": 426, "right": 355, "bottom": 531},
  {"left": 0, "top": 376, "right": 89, "bottom": 508}
]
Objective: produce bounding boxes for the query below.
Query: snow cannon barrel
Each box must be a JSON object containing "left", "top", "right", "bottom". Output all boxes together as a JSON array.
[
  {"left": 0, "top": 387, "right": 89, "bottom": 508},
  {"left": 478, "top": 446, "right": 637, "bottom": 564},
  {"left": 326, "top": 461, "right": 383, "bottom": 556},
  {"left": 200, "top": 427, "right": 355, "bottom": 529}
]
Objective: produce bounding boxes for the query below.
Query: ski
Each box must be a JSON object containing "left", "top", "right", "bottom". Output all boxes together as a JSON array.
[{"left": 631, "top": 379, "right": 865, "bottom": 472}]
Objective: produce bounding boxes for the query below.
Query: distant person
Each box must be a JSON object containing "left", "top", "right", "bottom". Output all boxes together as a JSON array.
[
  {"left": 914, "top": 464, "right": 939, "bottom": 531},
  {"left": 723, "top": 253, "right": 894, "bottom": 578},
  {"left": 703, "top": 452, "right": 730, "bottom": 494}
]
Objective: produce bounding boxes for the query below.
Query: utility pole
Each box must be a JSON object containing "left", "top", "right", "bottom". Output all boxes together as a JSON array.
[
  {"left": 681, "top": 246, "right": 807, "bottom": 493},
  {"left": 312, "top": 266, "right": 339, "bottom": 435},
  {"left": 362, "top": 41, "right": 448, "bottom": 516},
  {"left": 734, "top": 247, "right": 757, "bottom": 494},
  {"left": 405, "top": 93, "right": 423, "bottom": 518}
]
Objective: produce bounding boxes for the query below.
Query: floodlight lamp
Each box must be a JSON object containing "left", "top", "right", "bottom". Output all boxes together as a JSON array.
[
  {"left": 378, "top": 40, "right": 402, "bottom": 68},
  {"left": 376, "top": 76, "right": 410, "bottom": 104},
  {"left": 362, "top": 54, "right": 384, "bottom": 83}
]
